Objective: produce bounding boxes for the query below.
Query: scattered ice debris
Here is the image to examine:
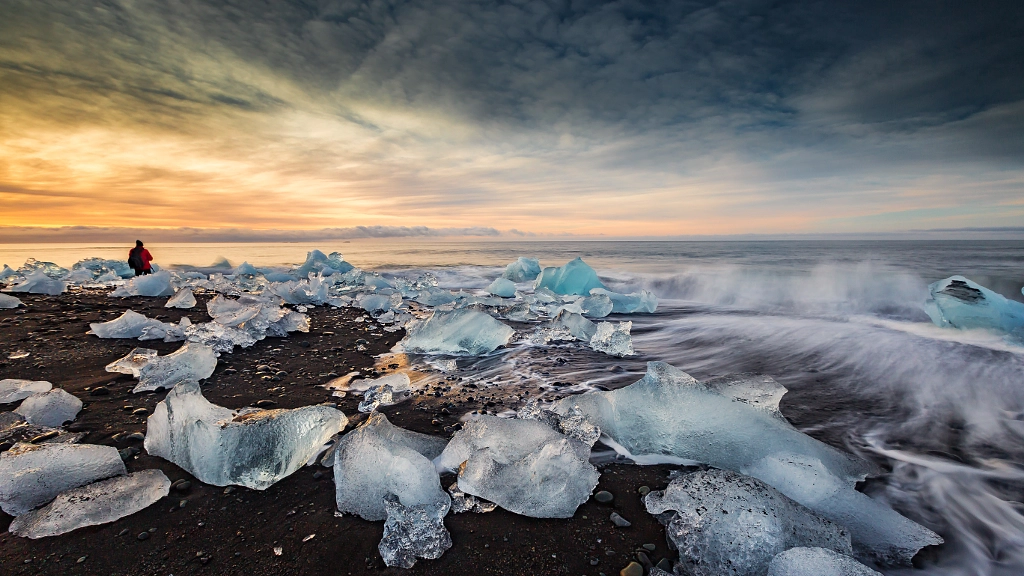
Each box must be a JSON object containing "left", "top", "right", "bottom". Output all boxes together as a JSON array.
[
  {"left": 448, "top": 482, "right": 497, "bottom": 514},
  {"left": 145, "top": 381, "right": 347, "bottom": 489},
  {"left": 645, "top": 469, "right": 853, "bottom": 576},
  {"left": 0, "top": 379, "right": 52, "bottom": 403},
  {"left": 15, "top": 389, "right": 82, "bottom": 427},
  {"left": 17, "top": 259, "right": 68, "bottom": 279},
  {"left": 0, "top": 293, "right": 24, "bottom": 309},
  {"left": 413, "top": 286, "right": 458, "bottom": 307},
  {"left": 9, "top": 469, "right": 170, "bottom": 538},
  {"left": 534, "top": 257, "right": 606, "bottom": 296},
  {"left": 551, "top": 310, "right": 597, "bottom": 342},
  {"left": 503, "top": 257, "right": 542, "bottom": 282},
  {"left": 110, "top": 270, "right": 175, "bottom": 297},
  {"left": 195, "top": 294, "right": 309, "bottom": 351},
  {"left": 70, "top": 258, "right": 134, "bottom": 280},
  {"left": 357, "top": 373, "right": 413, "bottom": 413},
  {"left": 4, "top": 270, "right": 66, "bottom": 295},
  {"left": 590, "top": 288, "right": 658, "bottom": 313},
  {"left": 133, "top": 342, "right": 217, "bottom": 393},
  {"left": 90, "top": 310, "right": 168, "bottom": 339},
  {"left": 334, "top": 412, "right": 449, "bottom": 521},
  {"left": 502, "top": 302, "right": 535, "bottom": 322},
  {"left": 399, "top": 308, "right": 515, "bottom": 356},
  {"left": 0, "top": 443, "right": 126, "bottom": 516},
  {"left": 579, "top": 293, "right": 613, "bottom": 317},
  {"left": 165, "top": 288, "right": 197, "bottom": 309},
  {"left": 105, "top": 347, "right": 159, "bottom": 377},
  {"left": 358, "top": 292, "right": 401, "bottom": 314},
  {"left": 924, "top": 275, "right": 1024, "bottom": 338},
  {"left": 268, "top": 274, "right": 331, "bottom": 306},
  {"left": 295, "top": 249, "right": 353, "bottom": 277},
  {"left": 589, "top": 321, "right": 634, "bottom": 356},
  {"left": 486, "top": 277, "right": 517, "bottom": 298},
  {"left": 767, "top": 547, "right": 883, "bottom": 576},
  {"left": 435, "top": 415, "right": 599, "bottom": 518},
  {"left": 379, "top": 493, "right": 452, "bottom": 569}
]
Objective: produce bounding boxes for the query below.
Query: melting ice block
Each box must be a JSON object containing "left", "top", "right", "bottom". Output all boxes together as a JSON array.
[
  {"left": 645, "top": 469, "right": 852, "bottom": 576},
  {"left": 295, "top": 249, "right": 353, "bottom": 277},
  {"left": 435, "top": 415, "right": 599, "bottom": 518},
  {"left": 768, "top": 547, "right": 882, "bottom": 576},
  {"left": 334, "top": 412, "right": 449, "bottom": 521},
  {"left": 145, "top": 381, "right": 347, "bottom": 489},
  {"left": 0, "top": 264, "right": 17, "bottom": 281},
  {"left": 110, "top": 270, "right": 175, "bottom": 297},
  {"left": 358, "top": 292, "right": 400, "bottom": 314},
  {"left": 4, "top": 270, "right": 66, "bottom": 295},
  {"left": 486, "top": 277, "right": 517, "bottom": 298},
  {"left": 590, "top": 288, "right": 658, "bottom": 313},
  {"left": 357, "top": 373, "right": 413, "bottom": 413},
  {"left": 165, "top": 288, "right": 197, "bottom": 309},
  {"left": 534, "top": 257, "right": 606, "bottom": 296},
  {"left": 589, "top": 321, "right": 634, "bottom": 356},
  {"left": 134, "top": 342, "right": 217, "bottom": 393},
  {"left": 139, "top": 316, "right": 190, "bottom": 342},
  {"left": 379, "top": 494, "right": 452, "bottom": 568},
  {"left": 9, "top": 469, "right": 170, "bottom": 538},
  {"left": 551, "top": 310, "right": 597, "bottom": 341},
  {"left": 579, "top": 293, "right": 613, "bottom": 318},
  {"left": 15, "top": 389, "right": 82, "bottom": 427},
  {"left": 105, "top": 348, "right": 159, "bottom": 377},
  {"left": 0, "top": 293, "right": 24, "bottom": 309},
  {"left": 924, "top": 276, "right": 1024, "bottom": 337},
  {"left": 0, "top": 443, "right": 126, "bottom": 516},
  {"left": 0, "top": 379, "right": 52, "bottom": 404},
  {"left": 399, "top": 309, "right": 515, "bottom": 356},
  {"left": 90, "top": 310, "right": 167, "bottom": 339},
  {"left": 502, "top": 257, "right": 542, "bottom": 282}
]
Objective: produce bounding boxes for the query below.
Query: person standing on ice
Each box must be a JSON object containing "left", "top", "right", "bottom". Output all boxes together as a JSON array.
[{"left": 128, "top": 240, "right": 153, "bottom": 276}]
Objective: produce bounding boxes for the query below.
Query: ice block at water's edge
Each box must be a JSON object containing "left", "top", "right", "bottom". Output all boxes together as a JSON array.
[
  {"left": 589, "top": 321, "right": 634, "bottom": 356},
  {"left": 767, "top": 547, "right": 883, "bottom": 576},
  {"left": 0, "top": 379, "right": 52, "bottom": 404},
  {"left": 399, "top": 308, "right": 515, "bottom": 356},
  {"left": 14, "top": 389, "right": 82, "bottom": 427},
  {"left": 924, "top": 275, "right": 1024, "bottom": 337},
  {"left": 502, "top": 257, "right": 542, "bottom": 282},
  {"left": 0, "top": 443, "right": 127, "bottom": 516},
  {"left": 134, "top": 342, "right": 217, "bottom": 393},
  {"left": 534, "top": 257, "right": 606, "bottom": 295},
  {"left": 589, "top": 288, "right": 658, "bottom": 313}
]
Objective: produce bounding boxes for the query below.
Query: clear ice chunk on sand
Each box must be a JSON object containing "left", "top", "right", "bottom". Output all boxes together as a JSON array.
[
  {"left": 110, "top": 270, "right": 175, "bottom": 297},
  {"left": 184, "top": 322, "right": 258, "bottom": 353},
  {"left": 768, "top": 547, "right": 883, "bottom": 576},
  {"left": 924, "top": 275, "right": 1024, "bottom": 337},
  {"left": 4, "top": 270, "right": 66, "bottom": 295},
  {"left": 502, "top": 257, "right": 542, "bottom": 282},
  {"left": 379, "top": 493, "right": 452, "bottom": 568},
  {"left": 0, "top": 379, "right": 52, "bottom": 404},
  {"left": 399, "top": 308, "right": 515, "bottom": 356},
  {"left": 134, "top": 342, "right": 217, "bottom": 393},
  {"left": 589, "top": 321, "right": 634, "bottom": 356},
  {"left": 0, "top": 293, "right": 24, "bottom": 309},
  {"left": 165, "top": 288, "right": 197, "bottom": 309},
  {"left": 138, "top": 316, "right": 190, "bottom": 342},
  {"left": 145, "top": 381, "right": 347, "bottom": 489},
  {"left": 0, "top": 443, "right": 127, "bottom": 516},
  {"left": 334, "top": 412, "right": 449, "bottom": 521},
  {"left": 590, "top": 288, "right": 658, "bottom": 313},
  {"left": 105, "top": 348, "right": 159, "bottom": 377},
  {"left": 9, "top": 469, "right": 170, "bottom": 538},
  {"left": 357, "top": 373, "right": 413, "bottom": 413},
  {"left": 14, "top": 389, "right": 82, "bottom": 427},
  {"left": 90, "top": 310, "right": 166, "bottom": 339},
  {"left": 645, "top": 469, "right": 852, "bottom": 576},
  {"left": 534, "top": 257, "right": 606, "bottom": 295},
  {"left": 487, "top": 277, "right": 517, "bottom": 298},
  {"left": 435, "top": 415, "right": 599, "bottom": 518}
]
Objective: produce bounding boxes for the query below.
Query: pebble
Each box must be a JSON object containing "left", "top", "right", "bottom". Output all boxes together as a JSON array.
[
  {"left": 127, "top": 432, "right": 145, "bottom": 442},
  {"left": 172, "top": 480, "right": 192, "bottom": 492},
  {"left": 656, "top": 558, "right": 673, "bottom": 571},
  {"left": 642, "top": 543, "right": 656, "bottom": 551},
  {"left": 256, "top": 365, "right": 271, "bottom": 373},
  {"left": 89, "top": 386, "right": 110, "bottom": 396},
  {"left": 620, "top": 561, "right": 643, "bottom": 576},
  {"left": 118, "top": 446, "right": 140, "bottom": 461},
  {"left": 594, "top": 490, "right": 614, "bottom": 503},
  {"left": 637, "top": 485, "right": 651, "bottom": 496},
  {"left": 131, "top": 407, "right": 149, "bottom": 416},
  {"left": 137, "top": 532, "right": 150, "bottom": 541},
  {"left": 224, "top": 486, "right": 236, "bottom": 495},
  {"left": 312, "top": 471, "right": 324, "bottom": 480},
  {"left": 636, "top": 551, "right": 652, "bottom": 567},
  {"left": 590, "top": 558, "right": 600, "bottom": 566},
  {"left": 610, "top": 512, "right": 631, "bottom": 527},
  {"left": 275, "top": 370, "right": 288, "bottom": 377},
  {"left": 255, "top": 400, "right": 276, "bottom": 408}
]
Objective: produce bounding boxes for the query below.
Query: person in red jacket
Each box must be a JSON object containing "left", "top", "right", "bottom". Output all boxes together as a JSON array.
[{"left": 128, "top": 240, "right": 154, "bottom": 276}]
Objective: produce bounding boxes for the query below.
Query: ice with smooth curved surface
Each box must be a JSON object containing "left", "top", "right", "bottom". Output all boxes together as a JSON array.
[
  {"left": 645, "top": 469, "right": 852, "bottom": 576},
  {"left": 768, "top": 547, "right": 883, "bottom": 576},
  {"left": 502, "top": 257, "right": 542, "bottom": 282},
  {"left": 334, "top": 412, "right": 449, "bottom": 521},
  {"left": 379, "top": 494, "right": 452, "bottom": 568},
  {"left": 551, "top": 310, "right": 597, "bottom": 341},
  {"left": 134, "top": 342, "right": 217, "bottom": 393},
  {"left": 9, "top": 469, "right": 170, "bottom": 538},
  {"left": 924, "top": 275, "right": 1024, "bottom": 337},
  {"left": 145, "top": 381, "right": 347, "bottom": 489},
  {"left": 435, "top": 415, "right": 599, "bottom": 518},
  {"left": 90, "top": 310, "right": 167, "bottom": 339},
  {"left": 357, "top": 373, "right": 413, "bottom": 412},
  {"left": 110, "top": 270, "right": 175, "bottom": 297},
  {"left": 590, "top": 288, "right": 658, "bottom": 313},
  {"left": 4, "top": 270, "right": 66, "bottom": 295},
  {"left": 0, "top": 293, "right": 23, "bottom": 309},
  {"left": 0, "top": 443, "right": 126, "bottom": 516},
  {"left": 0, "top": 264, "right": 16, "bottom": 281},
  {"left": 589, "top": 321, "right": 634, "bottom": 356},
  {"left": 399, "top": 308, "right": 515, "bottom": 356},
  {"left": 486, "top": 277, "right": 517, "bottom": 298},
  {"left": 14, "top": 389, "right": 82, "bottom": 427},
  {"left": 534, "top": 257, "right": 606, "bottom": 295},
  {"left": 0, "top": 379, "right": 52, "bottom": 404},
  {"left": 165, "top": 288, "right": 197, "bottom": 309},
  {"left": 579, "top": 293, "right": 613, "bottom": 317}
]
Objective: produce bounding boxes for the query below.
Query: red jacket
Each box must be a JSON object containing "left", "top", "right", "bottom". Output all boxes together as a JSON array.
[{"left": 130, "top": 247, "right": 153, "bottom": 271}]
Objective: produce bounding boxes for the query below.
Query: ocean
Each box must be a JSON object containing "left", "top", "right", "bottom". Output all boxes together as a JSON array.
[{"left": 4, "top": 239, "right": 1024, "bottom": 575}]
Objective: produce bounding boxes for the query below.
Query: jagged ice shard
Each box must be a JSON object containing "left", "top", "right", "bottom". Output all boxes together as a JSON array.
[
  {"left": 768, "top": 547, "right": 883, "bottom": 576},
  {"left": 399, "top": 308, "right": 514, "bottom": 356},
  {"left": 145, "top": 381, "right": 347, "bottom": 489},
  {"left": 924, "top": 275, "right": 1024, "bottom": 338},
  {"left": 105, "top": 348, "right": 159, "bottom": 377},
  {"left": 0, "top": 443, "right": 127, "bottom": 516},
  {"left": 379, "top": 494, "right": 452, "bottom": 568},
  {"left": 435, "top": 415, "right": 599, "bottom": 518},
  {"left": 589, "top": 321, "right": 634, "bottom": 356},
  {"left": 165, "top": 288, "right": 197, "bottom": 309},
  {"left": 14, "top": 389, "right": 82, "bottom": 427},
  {"left": 0, "top": 293, "right": 23, "bottom": 309},
  {"left": 502, "top": 257, "right": 542, "bottom": 282},
  {"left": 534, "top": 257, "right": 606, "bottom": 295},
  {"left": 645, "top": 469, "right": 853, "bottom": 576},
  {"left": 0, "top": 379, "right": 52, "bottom": 403},
  {"left": 133, "top": 342, "right": 217, "bottom": 393},
  {"left": 4, "top": 270, "right": 66, "bottom": 295},
  {"left": 9, "top": 469, "right": 171, "bottom": 538},
  {"left": 110, "top": 270, "right": 175, "bottom": 297}
]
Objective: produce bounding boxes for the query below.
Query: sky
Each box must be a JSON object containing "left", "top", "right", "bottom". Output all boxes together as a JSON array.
[{"left": 1, "top": 0, "right": 1022, "bottom": 238}]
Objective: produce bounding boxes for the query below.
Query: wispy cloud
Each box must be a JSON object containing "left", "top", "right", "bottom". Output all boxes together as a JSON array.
[{"left": 0, "top": 225, "right": 506, "bottom": 243}]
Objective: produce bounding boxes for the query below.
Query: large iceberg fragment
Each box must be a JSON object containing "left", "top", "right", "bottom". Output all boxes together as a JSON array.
[
  {"left": 4, "top": 270, "right": 66, "bottom": 295},
  {"left": 295, "top": 249, "right": 353, "bottom": 277},
  {"left": 379, "top": 494, "right": 452, "bottom": 568},
  {"left": 334, "top": 412, "right": 449, "bottom": 521},
  {"left": 165, "top": 288, "right": 197, "bottom": 309},
  {"left": 134, "top": 342, "right": 217, "bottom": 393},
  {"left": 435, "top": 415, "right": 599, "bottom": 518},
  {"left": 145, "top": 381, "right": 347, "bottom": 489},
  {"left": 9, "top": 469, "right": 170, "bottom": 538},
  {"left": 89, "top": 310, "right": 167, "bottom": 339},
  {"left": 14, "top": 389, "right": 82, "bottom": 427},
  {"left": 502, "top": 257, "right": 542, "bottom": 282},
  {"left": 924, "top": 275, "right": 1024, "bottom": 337},
  {"left": 0, "top": 379, "right": 52, "bottom": 403},
  {"left": 534, "top": 257, "right": 606, "bottom": 296},
  {"left": 590, "top": 288, "right": 658, "bottom": 313},
  {"left": 645, "top": 469, "right": 852, "bottom": 576},
  {"left": 110, "top": 270, "right": 174, "bottom": 297},
  {"left": 768, "top": 547, "right": 883, "bottom": 576},
  {"left": 399, "top": 309, "right": 515, "bottom": 356},
  {"left": 486, "top": 277, "right": 517, "bottom": 298},
  {"left": 589, "top": 321, "right": 634, "bottom": 356},
  {"left": 0, "top": 293, "right": 24, "bottom": 309},
  {"left": 0, "top": 443, "right": 126, "bottom": 516}
]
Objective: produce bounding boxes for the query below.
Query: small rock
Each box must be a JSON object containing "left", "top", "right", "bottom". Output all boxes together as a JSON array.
[
  {"left": 255, "top": 400, "right": 276, "bottom": 408},
  {"left": 637, "top": 485, "right": 651, "bottom": 496},
  {"left": 117, "top": 528, "right": 129, "bottom": 537},
  {"left": 127, "top": 432, "right": 145, "bottom": 442},
  {"left": 312, "top": 471, "right": 323, "bottom": 480},
  {"left": 590, "top": 558, "right": 600, "bottom": 566},
  {"left": 89, "top": 386, "right": 110, "bottom": 396},
  {"left": 610, "top": 512, "right": 631, "bottom": 527},
  {"left": 636, "top": 551, "right": 652, "bottom": 568},
  {"left": 656, "top": 558, "right": 673, "bottom": 571},
  {"left": 172, "top": 480, "right": 192, "bottom": 492},
  {"left": 255, "top": 365, "right": 271, "bottom": 373},
  {"left": 620, "top": 561, "right": 643, "bottom": 576},
  {"left": 137, "top": 532, "right": 150, "bottom": 541},
  {"left": 223, "top": 486, "right": 236, "bottom": 495},
  {"left": 179, "top": 499, "right": 187, "bottom": 508},
  {"left": 275, "top": 370, "right": 288, "bottom": 377},
  {"left": 118, "top": 446, "right": 140, "bottom": 461},
  {"left": 594, "top": 490, "right": 614, "bottom": 503},
  {"left": 29, "top": 430, "right": 60, "bottom": 443},
  {"left": 642, "top": 543, "right": 656, "bottom": 551},
  {"left": 131, "top": 407, "right": 148, "bottom": 416}
]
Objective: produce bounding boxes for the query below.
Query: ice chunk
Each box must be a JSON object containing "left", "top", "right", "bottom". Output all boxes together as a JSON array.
[
  {"left": 14, "top": 389, "right": 82, "bottom": 427},
  {"left": 295, "top": 249, "right": 353, "bottom": 277},
  {"left": 399, "top": 309, "right": 515, "bottom": 356},
  {"left": 502, "top": 257, "right": 542, "bottom": 282},
  {"left": 486, "top": 277, "right": 517, "bottom": 298},
  {"left": 0, "top": 264, "right": 17, "bottom": 281},
  {"left": 924, "top": 275, "right": 1024, "bottom": 337},
  {"left": 144, "top": 381, "right": 347, "bottom": 489},
  {"left": 89, "top": 310, "right": 166, "bottom": 339},
  {"left": 357, "top": 373, "right": 413, "bottom": 412},
  {"left": 413, "top": 286, "right": 458, "bottom": 306},
  {"left": 589, "top": 288, "right": 658, "bottom": 314},
  {"left": 579, "top": 293, "right": 613, "bottom": 317},
  {"left": 9, "top": 469, "right": 170, "bottom": 538},
  {"left": 165, "top": 288, "right": 197, "bottom": 309},
  {"left": 110, "top": 270, "right": 174, "bottom": 297},
  {"left": 645, "top": 469, "right": 852, "bottom": 576},
  {"left": 0, "top": 443, "right": 126, "bottom": 516},
  {"left": 502, "top": 302, "right": 535, "bottom": 322},
  {"left": 233, "top": 261, "right": 259, "bottom": 276},
  {"left": 184, "top": 322, "right": 259, "bottom": 353},
  {"left": 358, "top": 292, "right": 400, "bottom": 314},
  {"left": 517, "top": 401, "right": 601, "bottom": 446},
  {"left": 0, "top": 293, "right": 24, "bottom": 309},
  {"left": 134, "top": 342, "right": 217, "bottom": 393},
  {"left": 4, "top": 270, "right": 66, "bottom": 295},
  {"left": 448, "top": 482, "right": 497, "bottom": 514},
  {"left": 104, "top": 348, "right": 159, "bottom": 378},
  {"left": 768, "top": 547, "right": 883, "bottom": 576},
  {"left": 379, "top": 494, "right": 452, "bottom": 568},
  {"left": 589, "top": 321, "right": 634, "bottom": 356},
  {"left": 435, "top": 415, "right": 599, "bottom": 518},
  {"left": 334, "top": 412, "right": 449, "bottom": 521},
  {"left": 705, "top": 373, "right": 788, "bottom": 414},
  {"left": 534, "top": 257, "right": 606, "bottom": 296},
  {"left": 71, "top": 257, "right": 134, "bottom": 280},
  {"left": 139, "top": 316, "right": 190, "bottom": 342},
  {"left": 551, "top": 310, "right": 597, "bottom": 341},
  {"left": 268, "top": 274, "right": 331, "bottom": 305},
  {"left": 0, "top": 379, "right": 52, "bottom": 403}
]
